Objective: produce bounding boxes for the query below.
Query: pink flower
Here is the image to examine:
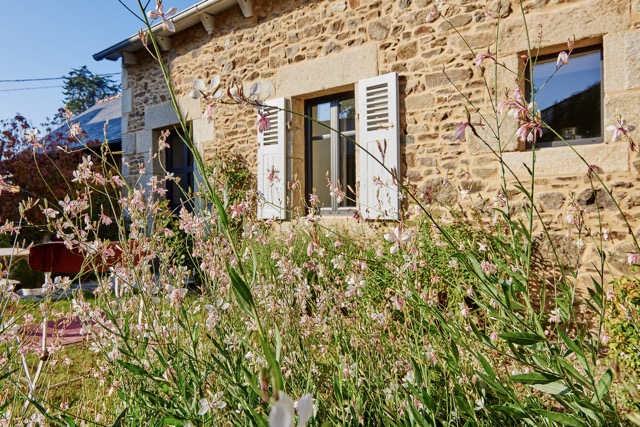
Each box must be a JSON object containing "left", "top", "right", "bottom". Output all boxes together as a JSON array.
[
  {"left": 147, "top": 1, "right": 178, "bottom": 32},
  {"left": 556, "top": 51, "right": 569, "bottom": 68},
  {"left": 43, "top": 208, "right": 59, "bottom": 219},
  {"left": 628, "top": 253, "right": 640, "bottom": 265},
  {"left": 480, "top": 261, "right": 497, "bottom": 275},
  {"left": 267, "top": 166, "right": 280, "bottom": 184},
  {"left": 606, "top": 116, "right": 636, "bottom": 147},
  {"left": 474, "top": 50, "right": 495, "bottom": 67},
  {"left": 230, "top": 202, "right": 245, "bottom": 219},
  {"left": 0, "top": 175, "right": 17, "bottom": 195},
  {"left": 425, "top": 9, "right": 439, "bottom": 23},
  {"left": 586, "top": 164, "right": 603, "bottom": 178},
  {"left": 452, "top": 110, "right": 484, "bottom": 142},
  {"left": 257, "top": 110, "right": 271, "bottom": 133}
]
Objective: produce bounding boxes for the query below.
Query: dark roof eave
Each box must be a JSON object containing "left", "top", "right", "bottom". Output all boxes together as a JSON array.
[{"left": 93, "top": 0, "right": 243, "bottom": 62}]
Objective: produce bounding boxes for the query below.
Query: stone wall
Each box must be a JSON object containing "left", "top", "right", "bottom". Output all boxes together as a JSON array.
[{"left": 119, "top": 0, "right": 640, "bottom": 283}]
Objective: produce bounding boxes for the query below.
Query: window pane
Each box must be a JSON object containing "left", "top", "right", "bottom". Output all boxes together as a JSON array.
[
  {"left": 338, "top": 135, "right": 356, "bottom": 207},
  {"left": 170, "top": 140, "right": 185, "bottom": 169},
  {"left": 339, "top": 98, "right": 356, "bottom": 132},
  {"left": 311, "top": 102, "right": 331, "bottom": 137},
  {"left": 311, "top": 137, "right": 332, "bottom": 207},
  {"left": 532, "top": 50, "right": 601, "bottom": 143}
]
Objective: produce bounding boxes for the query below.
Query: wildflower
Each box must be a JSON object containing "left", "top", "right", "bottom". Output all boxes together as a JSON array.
[
  {"left": 477, "top": 242, "right": 487, "bottom": 252},
  {"left": 327, "top": 176, "right": 346, "bottom": 203},
  {"left": 548, "top": 308, "right": 561, "bottom": 323},
  {"left": 24, "top": 128, "right": 43, "bottom": 149},
  {"left": 0, "top": 175, "right": 18, "bottom": 195},
  {"left": 556, "top": 38, "right": 575, "bottom": 68},
  {"left": 587, "top": 163, "right": 603, "bottom": 178},
  {"left": 628, "top": 253, "right": 640, "bottom": 265},
  {"left": 267, "top": 166, "right": 280, "bottom": 184},
  {"left": 606, "top": 116, "right": 637, "bottom": 150},
  {"left": 490, "top": 331, "right": 499, "bottom": 342},
  {"left": 147, "top": 0, "right": 178, "bottom": 32},
  {"left": 474, "top": 397, "right": 485, "bottom": 411},
  {"left": 481, "top": 261, "right": 497, "bottom": 275},
  {"left": 230, "top": 202, "right": 245, "bottom": 219},
  {"left": 452, "top": 119, "right": 484, "bottom": 142},
  {"left": 556, "top": 51, "right": 569, "bottom": 68},
  {"left": 269, "top": 392, "right": 314, "bottom": 427},
  {"left": 100, "top": 212, "right": 113, "bottom": 226},
  {"left": 158, "top": 129, "right": 171, "bottom": 149},
  {"left": 346, "top": 274, "right": 366, "bottom": 298},
  {"left": 474, "top": 50, "right": 495, "bottom": 67},
  {"left": 384, "top": 226, "right": 412, "bottom": 254},
  {"left": 42, "top": 208, "right": 58, "bottom": 219},
  {"left": 258, "top": 110, "right": 271, "bottom": 133},
  {"left": 425, "top": 7, "right": 439, "bottom": 22},
  {"left": 459, "top": 302, "right": 470, "bottom": 318},
  {"left": 67, "top": 122, "right": 83, "bottom": 138},
  {"left": 198, "top": 391, "right": 226, "bottom": 415}
]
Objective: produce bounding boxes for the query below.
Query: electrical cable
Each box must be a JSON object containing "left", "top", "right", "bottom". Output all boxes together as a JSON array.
[
  {"left": 0, "top": 85, "right": 63, "bottom": 93},
  {"left": 0, "top": 73, "right": 120, "bottom": 83}
]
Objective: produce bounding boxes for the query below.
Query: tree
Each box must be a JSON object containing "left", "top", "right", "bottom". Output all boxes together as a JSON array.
[
  {"left": 0, "top": 114, "right": 30, "bottom": 162},
  {"left": 61, "top": 66, "right": 120, "bottom": 116}
]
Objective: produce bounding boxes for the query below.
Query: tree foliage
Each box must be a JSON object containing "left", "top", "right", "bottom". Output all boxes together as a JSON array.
[
  {"left": 61, "top": 66, "right": 120, "bottom": 116},
  {"left": 0, "top": 115, "right": 117, "bottom": 243}
]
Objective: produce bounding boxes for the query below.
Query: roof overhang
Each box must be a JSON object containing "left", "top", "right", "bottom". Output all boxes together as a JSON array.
[{"left": 93, "top": 0, "right": 253, "bottom": 62}]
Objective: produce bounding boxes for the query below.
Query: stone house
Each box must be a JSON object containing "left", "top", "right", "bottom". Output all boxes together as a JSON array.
[{"left": 94, "top": 0, "right": 640, "bottom": 277}]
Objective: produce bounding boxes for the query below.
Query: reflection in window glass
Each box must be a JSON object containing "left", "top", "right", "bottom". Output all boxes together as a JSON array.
[{"left": 530, "top": 49, "right": 602, "bottom": 144}]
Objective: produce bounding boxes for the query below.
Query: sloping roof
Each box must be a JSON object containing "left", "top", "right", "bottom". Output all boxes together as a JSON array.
[
  {"left": 94, "top": 0, "right": 247, "bottom": 61},
  {"left": 53, "top": 95, "right": 122, "bottom": 147}
]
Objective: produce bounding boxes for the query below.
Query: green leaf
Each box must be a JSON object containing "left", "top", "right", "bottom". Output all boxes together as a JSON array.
[
  {"left": 511, "top": 372, "right": 562, "bottom": 385},
  {"left": 228, "top": 266, "right": 255, "bottom": 316},
  {"left": 558, "top": 329, "right": 589, "bottom": 371},
  {"left": 576, "top": 403, "right": 604, "bottom": 425},
  {"left": 492, "top": 405, "right": 527, "bottom": 418},
  {"left": 627, "top": 412, "right": 640, "bottom": 426},
  {"left": 500, "top": 332, "right": 545, "bottom": 346},
  {"left": 595, "top": 368, "right": 613, "bottom": 401},
  {"left": 162, "top": 417, "right": 184, "bottom": 426},
  {"left": 111, "top": 408, "right": 128, "bottom": 427},
  {"left": 530, "top": 381, "right": 570, "bottom": 395},
  {"left": 116, "top": 360, "right": 149, "bottom": 377},
  {"left": 533, "top": 409, "right": 586, "bottom": 426},
  {"left": 63, "top": 416, "right": 77, "bottom": 427}
]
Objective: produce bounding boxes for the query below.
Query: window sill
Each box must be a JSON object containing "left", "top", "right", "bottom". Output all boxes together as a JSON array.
[{"left": 502, "top": 142, "right": 629, "bottom": 177}]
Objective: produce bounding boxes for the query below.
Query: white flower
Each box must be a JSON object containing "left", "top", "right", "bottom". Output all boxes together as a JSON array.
[
  {"left": 198, "top": 391, "right": 226, "bottom": 416},
  {"left": 474, "top": 397, "right": 485, "bottom": 411},
  {"left": 384, "top": 227, "right": 412, "bottom": 254},
  {"left": 269, "top": 392, "right": 314, "bottom": 427}
]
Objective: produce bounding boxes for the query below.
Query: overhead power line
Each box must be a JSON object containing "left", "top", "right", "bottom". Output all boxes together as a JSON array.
[
  {"left": 0, "top": 85, "right": 63, "bottom": 93},
  {"left": 0, "top": 73, "right": 121, "bottom": 83}
]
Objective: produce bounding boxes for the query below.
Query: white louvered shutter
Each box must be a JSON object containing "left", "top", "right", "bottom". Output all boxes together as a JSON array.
[
  {"left": 257, "top": 98, "right": 287, "bottom": 219},
  {"left": 357, "top": 72, "right": 400, "bottom": 220}
]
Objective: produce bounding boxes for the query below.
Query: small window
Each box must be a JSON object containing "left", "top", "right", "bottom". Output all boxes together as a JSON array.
[
  {"left": 165, "top": 132, "right": 194, "bottom": 212},
  {"left": 305, "top": 92, "right": 356, "bottom": 214},
  {"left": 527, "top": 47, "right": 603, "bottom": 147}
]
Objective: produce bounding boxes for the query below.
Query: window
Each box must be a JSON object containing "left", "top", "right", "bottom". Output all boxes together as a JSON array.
[
  {"left": 256, "top": 72, "right": 400, "bottom": 220},
  {"left": 165, "top": 133, "right": 194, "bottom": 212},
  {"left": 305, "top": 93, "right": 356, "bottom": 214},
  {"left": 527, "top": 47, "right": 602, "bottom": 147}
]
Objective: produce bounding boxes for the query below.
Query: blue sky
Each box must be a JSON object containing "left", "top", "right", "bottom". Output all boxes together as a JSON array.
[{"left": 0, "top": 0, "right": 196, "bottom": 127}]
